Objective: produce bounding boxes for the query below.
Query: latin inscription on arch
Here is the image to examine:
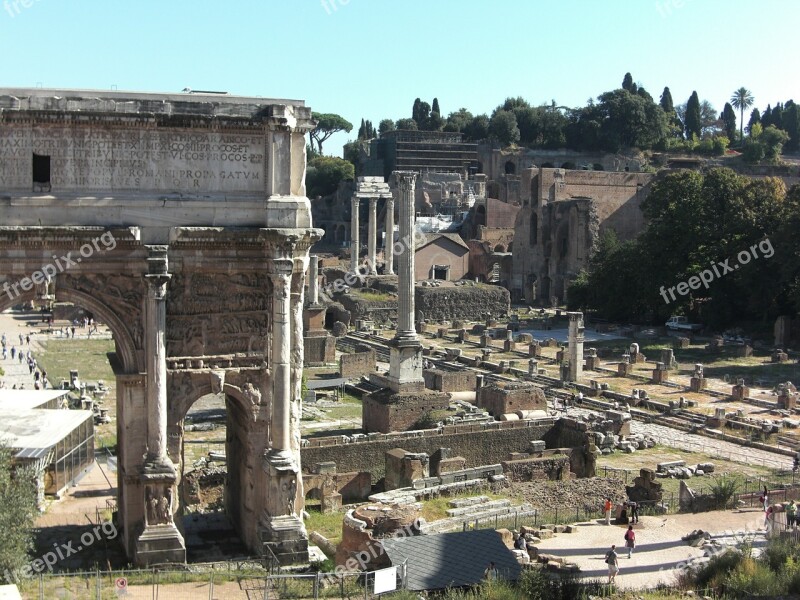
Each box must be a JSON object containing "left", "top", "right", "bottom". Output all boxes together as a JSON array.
[{"left": 0, "top": 126, "right": 265, "bottom": 193}]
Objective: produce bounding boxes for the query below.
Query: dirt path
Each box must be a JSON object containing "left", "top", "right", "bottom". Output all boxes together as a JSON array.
[{"left": 533, "top": 508, "right": 768, "bottom": 590}]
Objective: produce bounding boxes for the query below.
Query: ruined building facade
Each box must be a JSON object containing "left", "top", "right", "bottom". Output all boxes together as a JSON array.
[{"left": 511, "top": 168, "right": 654, "bottom": 304}]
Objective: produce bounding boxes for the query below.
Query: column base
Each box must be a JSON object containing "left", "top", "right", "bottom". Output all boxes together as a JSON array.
[
  {"left": 135, "top": 524, "right": 186, "bottom": 566},
  {"left": 259, "top": 514, "right": 309, "bottom": 566},
  {"left": 265, "top": 449, "right": 299, "bottom": 475},
  {"left": 387, "top": 339, "right": 425, "bottom": 393}
]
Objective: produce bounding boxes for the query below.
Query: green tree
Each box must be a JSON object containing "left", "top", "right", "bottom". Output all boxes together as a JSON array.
[
  {"left": 309, "top": 112, "right": 353, "bottom": 155},
  {"left": 0, "top": 445, "right": 37, "bottom": 584},
  {"left": 463, "top": 114, "right": 489, "bottom": 141},
  {"left": 378, "top": 119, "right": 395, "bottom": 135},
  {"left": 622, "top": 72, "right": 634, "bottom": 91},
  {"left": 594, "top": 89, "right": 668, "bottom": 151},
  {"left": 747, "top": 107, "right": 761, "bottom": 135},
  {"left": 305, "top": 156, "right": 354, "bottom": 198},
  {"left": 411, "top": 98, "right": 421, "bottom": 123},
  {"left": 395, "top": 118, "right": 418, "bottom": 130},
  {"left": 357, "top": 118, "right": 366, "bottom": 140},
  {"left": 761, "top": 125, "right": 790, "bottom": 159},
  {"left": 488, "top": 110, "right": 520, "bottom": 146},
  {"left": 443, "top": 108, "right": 473, "bottom": 133},
  {"left": 722, "top": 102, "right": 737, "bottom": 141},
  {"left": 782, "top": 101, "right": 800, "bottom": 152},
  {"left": 730, "top": 87, "right": 755, "bottom": 142},
  {"left": 659, "top": 86, "right": 674, "bottom": 113},
  {"left": 685, "top": 91, "right": 702, "bottom": 139},
  {"left": 772, "top": 103, "right": 784, "bottom": 131},
  {"left": 431, "top": 97, "right": 440, "bottom": 116},
  {"left": 762, "top": 104, "right": 773, "bottom": 128}
]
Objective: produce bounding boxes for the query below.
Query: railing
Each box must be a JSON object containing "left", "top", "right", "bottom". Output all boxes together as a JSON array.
[{"left": 20, "top": 564, "right": 408, "bottom": 600}]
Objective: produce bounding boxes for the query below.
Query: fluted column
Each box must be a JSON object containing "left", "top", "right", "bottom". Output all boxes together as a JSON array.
[
  {"left": 308, "top": 255, "right": 319, "bottom": 305},
  {"left": 395, "top": 172, "right": 417, "bottom": 341},
  {"left": 350, "top": 196, "right": 360, "bottom": 273},
  {"left": 269, "top": 259, "right": 294, "bottom": 458},
  {"left": 144, "top": 246, "right": 171, "bottom": 466},
  {"left": 384, "top": 197, "right": 395, "bottom": 274},
  {"left": 367, "top": 198, "right": 378, "bottom": 275}
]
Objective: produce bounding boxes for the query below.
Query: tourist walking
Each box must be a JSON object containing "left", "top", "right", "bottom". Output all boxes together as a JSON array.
[
  {"left": 10, "top": 346, "right": 15, "bottom": 360},
  {"left": 787, "top": 500, "right": 797, "bottom": 530},
  {"left": 483, "top": 562, "right": 498, "bottom": 581},
  {"left": 604, "top": 497, "right": 613, "bottom": 525},
  {"left": 605, "top": 545, "right": 619, "bottom": 583},
  {"left": 624, "top": 525, "right": 636, "bottom": 558},
  {"left": 762, "top": 486, "right": 769, "bottom": 512}
]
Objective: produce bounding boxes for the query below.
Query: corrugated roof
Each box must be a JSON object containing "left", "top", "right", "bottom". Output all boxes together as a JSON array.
[{"left": 381, "top": 530, "right": 521, "bottom": 591}]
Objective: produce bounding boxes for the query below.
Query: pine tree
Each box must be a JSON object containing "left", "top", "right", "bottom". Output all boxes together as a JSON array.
[
  {"left": 762, "top": 105, "right": 773, "bottom": 128},
  {"left": 747, "top": 108, "right": 761, "bottom": 135},
  {"left": 412, "top": 98, "right": 422, "bottom": 124},
  {"left": 357, "top": 118, "right": 366, "bottom": 140},
  {"left": 660, "top": 87, "right": 674, "bottom": 114},
  {"left": 722, "top": 103, "right": 737, "bottom": 141},
  {"left": 685, "top": 91, "right": 702, "bottom": 139},
  {"left": 432, "top": 97, "right": 441, "bottom": 116},
  {"left": 622, "top": 73, "right": 634, "bottom": 91}
]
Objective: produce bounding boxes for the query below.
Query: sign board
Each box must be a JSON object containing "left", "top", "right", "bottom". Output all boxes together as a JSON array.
[
  {"left": 114, "top": 577, "right": 127, "bottom": 596},
  {"left": 373, "top": 567, "right": 397, "bottom": 595}
]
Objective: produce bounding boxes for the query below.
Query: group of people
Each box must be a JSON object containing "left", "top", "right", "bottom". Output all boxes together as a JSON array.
[
  {"left": 0, "top": 331, "right": 48, "bottom": 390},
  {"left": 602, "top": 498, "right": 640, "bottom": 583}
]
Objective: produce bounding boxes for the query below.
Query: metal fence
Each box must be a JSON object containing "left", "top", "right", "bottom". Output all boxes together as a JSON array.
[{"left": 19, "top": 564, "right": 408, "bottom": 600}]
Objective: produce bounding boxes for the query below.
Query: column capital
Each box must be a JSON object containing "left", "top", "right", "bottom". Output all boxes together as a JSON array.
[
  {"left": 393, "top": 171, "right": 417, "bottom": 192},
  {"left": 268, "top": 258, "right": 295, "bottom": 277},
  {"left": 351, "top": 195, "right": 361, "bottom": 208},
  {"left": 369, "top": 197, "right": 377, "bottom": 207},
  {"left": 144, "top": 273, "right": 171, "bottom": 300}
]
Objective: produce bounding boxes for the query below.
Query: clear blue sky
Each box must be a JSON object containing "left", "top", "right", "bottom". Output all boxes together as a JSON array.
[{"left": 2, "top": 0, "right": 798, "bottom": 155}]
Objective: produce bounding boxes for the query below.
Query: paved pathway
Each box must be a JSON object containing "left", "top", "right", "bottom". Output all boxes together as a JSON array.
[
  {"left": 533, "top": 509, "right": 767, "bottom": 590},
  {"left": 630, "top": 420, "right": 791, "bottom": 470}
]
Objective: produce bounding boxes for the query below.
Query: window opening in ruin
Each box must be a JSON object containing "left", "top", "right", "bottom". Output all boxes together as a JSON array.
[
  {"left": 504, "top": 161, "right": 516, "bottom": 175},
  {"left": 32, "top": 153, "right": 51, "bottom": 192},
  {"left": 433, "top": 265, "right": 449, "bottom": 281}
]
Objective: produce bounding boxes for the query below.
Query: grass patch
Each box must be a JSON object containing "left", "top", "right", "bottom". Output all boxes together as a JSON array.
[
  {"left": 352, "top": 289, "right": 393, "bottom": 302},
  {"left": 305, "top": 507, "right": 345, "bottom": 545}
]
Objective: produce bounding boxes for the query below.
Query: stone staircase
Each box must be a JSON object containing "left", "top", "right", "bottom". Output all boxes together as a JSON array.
[{"left": 418, "top": 495, "right": 537, "bottom": 534}]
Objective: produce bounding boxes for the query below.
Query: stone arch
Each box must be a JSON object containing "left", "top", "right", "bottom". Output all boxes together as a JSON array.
[
  {"left": 541, "top": 162, "right": 554, "bottom": 168},
  {"left": 561, "top": 161, "right": 576, "bottom": 170},
  {"left": 0, "top": 285, "right": 139, "bottom": 374},
  {"left": 494, "top": 244, "right": 506, "bottom": 253},
  {"left": 504, "top": 160, "right": 516, "bottom": 175},
  {"left": 167, "top": 371, "right": 266, "bottom": 551}
]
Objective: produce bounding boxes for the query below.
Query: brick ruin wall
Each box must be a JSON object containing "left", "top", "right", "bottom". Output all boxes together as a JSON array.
[{"left": 301, "top": 419, "right": 592, "bottom": 484}]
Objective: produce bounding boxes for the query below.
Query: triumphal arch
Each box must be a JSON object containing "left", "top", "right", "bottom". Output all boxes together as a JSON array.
[{"left": 0, "top": 88, "right": 320, "bottom": 565}]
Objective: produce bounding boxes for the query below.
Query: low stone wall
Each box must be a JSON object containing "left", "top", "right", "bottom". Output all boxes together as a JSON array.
[
  {"left": 478, "top": 382, "right": 546, "bottom": 416},
  {"left": 339, "top": 349, "right": 376, "bottom": 378},
  {"left": 302, "top": 420, "right": 557, "bottom": 483},
  {"left": 362, "top": 389, "right": 450, "bottom": 433},
  {"left": 502, "top": 454, "right": 570, "bottom": 482},
  {"left": 416, "top": 285, "right": 510, "bottom": 322},
  {"left": 423, "top": 368, "right": 476, "bottom": 392}
]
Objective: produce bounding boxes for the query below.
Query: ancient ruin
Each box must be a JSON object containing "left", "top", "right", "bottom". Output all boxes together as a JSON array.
[{"left": 0, "top": 88, "right": 320, "bottom": 565}]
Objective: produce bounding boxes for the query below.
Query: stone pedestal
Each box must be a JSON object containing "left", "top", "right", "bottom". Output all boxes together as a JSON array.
[
  {"left": 321, "top": 491, "right": 342, "bottom": 514},
  {"left": 387, "top": 338, "right": 425, "bottom": 393},
  {"left": 652, "top": 366, "right": 669, "bottom": 384},
  {"left": 617, "top": 363, "right": 633, "bottom": 377},
  {"left": 529, "top": 343, "right": 542, "bottom": 358},
  {"left": 731, "top": 382, "right": 750, "bottom": 401},
  {"left": 135, "top": 523, "right": 186, "bottom": 566},
  {"left": 260, "top": 514, "right": 309, "bottom": 565},
  {"left": 690, "top": 377, "right": 707, "bottom": 392},
  {"left": 772, "top": 349, "right": 789, "bottom": 363},
  {"left": 503, "top": 339, "right": 515, "bottom": 352},
  {"left": 674, "top": 337, "right": 690, "bottom": 349}
]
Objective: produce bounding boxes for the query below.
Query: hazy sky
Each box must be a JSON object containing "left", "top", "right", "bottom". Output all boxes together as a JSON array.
[{"left": 2, "top": 0, "right": 798, "bottom": 155}]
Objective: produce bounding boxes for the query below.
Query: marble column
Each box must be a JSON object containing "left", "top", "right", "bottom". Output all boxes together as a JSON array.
[
  {"left": 395, "top": 173, "right": 417, "bottom": 341},
  {"left": 567, "top": 311, "right": 584, "bottom": 383},
  {"left": 308, "top": 255, "right": 319, "bottom": 305},
  {"left": 144, "top": 246, "right": 171, "bottom": 468},
  {"left": 384, "top": 197, "right": 394, "bottom": 274},
  {"left": 136, "top": 245, "right": 185, "bottom": 566},
  {"left": 350, "top": 196, "right": 360, "bottom": 273},
  {"left": 387, "top": 171, "right": 424, "bottom": 392},
  {"left": 268, "top": 258, "right": 294, "bottom": 464},
  {"left": 368, "top": 198, "right": 378, "bottom": 275}
]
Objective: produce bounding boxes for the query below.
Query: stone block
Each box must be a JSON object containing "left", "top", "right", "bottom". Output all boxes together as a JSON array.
[
  {"left": 690, "top": 377, "right": 707, "bottom": 392},
  {"left": 617, "top": 362, "right": 633, "bottom": 376}
]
